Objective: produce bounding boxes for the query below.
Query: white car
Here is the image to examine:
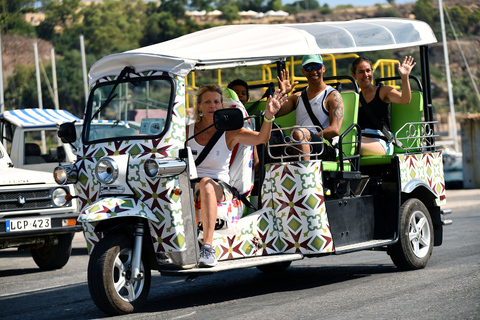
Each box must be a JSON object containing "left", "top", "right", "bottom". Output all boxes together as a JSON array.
[{"left": 0, "top": 109, "right": 81, "bottom": 270}]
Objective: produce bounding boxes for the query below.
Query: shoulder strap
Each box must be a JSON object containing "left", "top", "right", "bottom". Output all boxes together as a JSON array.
[
  {"left": 301, "top": 88, "right": 323, "bottom": 131},
  {"left": 195, "top": 130, "right": 224, "bottom": 167}
]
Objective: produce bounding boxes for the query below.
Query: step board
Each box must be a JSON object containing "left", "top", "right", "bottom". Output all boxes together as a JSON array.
[
  {"left": 161, "top": 253, "right": 304, "bottom": 276},
  {"left": 335, "top": 239, "right": 395, "bottom": 254}
]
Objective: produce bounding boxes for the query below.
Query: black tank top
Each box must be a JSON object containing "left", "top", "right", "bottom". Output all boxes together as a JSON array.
[{"left": 358, "top": 84, "right": 392, "bottom": 131}]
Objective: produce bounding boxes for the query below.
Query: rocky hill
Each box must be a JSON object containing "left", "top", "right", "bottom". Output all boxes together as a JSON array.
[{"left": 1, "top": 35, "right": 54, "bottom": 80}]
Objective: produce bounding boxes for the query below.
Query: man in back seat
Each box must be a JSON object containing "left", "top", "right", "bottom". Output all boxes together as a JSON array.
[
  {"left": 277, "top": 54, "right": 344, "bottom": 161},
  {"left": 350, "top": 56, "right": 416, "bottom": 156}
]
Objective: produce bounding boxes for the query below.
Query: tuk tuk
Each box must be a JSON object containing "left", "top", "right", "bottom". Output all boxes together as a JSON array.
[{"left": 54, "top": 18, "right": 452, "bottom": 315}]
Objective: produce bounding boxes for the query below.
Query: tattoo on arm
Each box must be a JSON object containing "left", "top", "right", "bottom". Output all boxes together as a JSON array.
[{"left": 332, "top": 91, "right": 344, "bottom": 128}]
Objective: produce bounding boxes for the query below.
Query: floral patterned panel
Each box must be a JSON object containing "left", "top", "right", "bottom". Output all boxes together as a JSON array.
[
  {"left": 398, "top": 151, "right": 446, "bottom": 205},
  {"left": 77, "top": 73, "right": 189, "bottom": 254}
]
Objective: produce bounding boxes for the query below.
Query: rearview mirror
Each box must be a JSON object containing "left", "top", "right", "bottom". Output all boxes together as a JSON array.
[
  {"left": 57, "top": 121, "right": 77, "bottom": 144},
  {"left": 214, "top": 108, "right": 244, "bottom": 131}
]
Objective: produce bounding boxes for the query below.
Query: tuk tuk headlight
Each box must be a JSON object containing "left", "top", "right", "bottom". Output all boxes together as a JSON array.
[
  {"left": 52, "top": 188, "right": 68, "bottom": 206},
  {"left": 95, "top": 157, "right": 118, "bottom": 184},
  {"left": 144, "top": 159, "right": 159, "bottom": 177},
  {"left": 144, "top": 158, "right": 186, "bottom": 178},
  {"left": 54, "top": 165, "right": 78, "bottom": 185}
]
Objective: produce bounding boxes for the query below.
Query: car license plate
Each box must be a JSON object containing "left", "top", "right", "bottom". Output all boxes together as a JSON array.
[{"left": 6, "top": 217, "right": 51, "bottom": 232}]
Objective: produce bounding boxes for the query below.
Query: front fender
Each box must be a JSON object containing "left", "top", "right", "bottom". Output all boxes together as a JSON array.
[{"left": 78, "top": 196, "right": 160, "bottom": 224}]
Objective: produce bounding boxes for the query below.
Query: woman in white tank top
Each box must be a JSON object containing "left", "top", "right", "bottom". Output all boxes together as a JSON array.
[{"left": 188, "top": 84, "right": 286, "bottom": 267}]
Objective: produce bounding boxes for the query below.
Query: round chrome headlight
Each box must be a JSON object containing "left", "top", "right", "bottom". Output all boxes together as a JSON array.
[
  {"left": 54, "top": 165, "right": 78, "bottom": 185},
  {"left": 54, "top": 167, "right": 68, "bottom": 185},
  {"left": 52, "top": 188, "right": 68, "bottom": 206},
  {"left": 95, "top": 157, "right": 118, "bottom": 184},
  {"left": 144, "top": 158, "right": 159, "bottom": 178}
]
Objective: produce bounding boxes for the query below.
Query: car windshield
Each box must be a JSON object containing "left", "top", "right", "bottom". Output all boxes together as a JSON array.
[{"left": 83, "top": 76, "right": 174, "bottom": 143}]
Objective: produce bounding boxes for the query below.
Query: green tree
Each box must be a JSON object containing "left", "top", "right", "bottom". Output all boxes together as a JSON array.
[
  {"left": 81, "top": 0, "right": 145, "bottom": 56},
  {"left": 218, "top": 0, "right": 240, "bottom": 22},
  {"left": 413, "top": 0, "right": 435, "bottom": 26},
  {"left": 266, "top": 0, "right": 283, "bottom": 11},
  {"left": 189, "top": 0, "right": 214, "bottom": 11}
]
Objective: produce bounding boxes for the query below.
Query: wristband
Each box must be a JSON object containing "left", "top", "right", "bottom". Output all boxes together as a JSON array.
[{"left": 264, "top": 115, "right": 275, "bottom": 122}]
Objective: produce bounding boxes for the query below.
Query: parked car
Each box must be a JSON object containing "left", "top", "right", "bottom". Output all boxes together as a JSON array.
[{"left": 0, "top": 108, "right": 81, "bottom": 269}]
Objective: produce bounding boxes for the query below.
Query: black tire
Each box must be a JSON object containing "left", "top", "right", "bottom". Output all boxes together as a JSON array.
[
  {"left": 257, "top": 261, "right": 292, "bottom": 273},
  {"left": 388, "top": 198, "right": 434, "bottom": 271},
  {"left": 87, "top": 234, "right": 151, "bottom": 316},
  {"left": 31, "top": 233, "right": 74, "bottom": 270}
]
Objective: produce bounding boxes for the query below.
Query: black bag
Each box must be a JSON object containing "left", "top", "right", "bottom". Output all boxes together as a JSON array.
[{"left": 268, "top": 121, "right": 288, "bottom": 161}]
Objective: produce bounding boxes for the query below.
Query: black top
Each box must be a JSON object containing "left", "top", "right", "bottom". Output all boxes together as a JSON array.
[{"left": 358, "top": 84, "right": 392, "bottom": 131}]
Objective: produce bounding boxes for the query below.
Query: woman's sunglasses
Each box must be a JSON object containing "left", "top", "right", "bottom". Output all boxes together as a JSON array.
[{"left": 303, "top": 63, "right": 323, "bottom": 72}]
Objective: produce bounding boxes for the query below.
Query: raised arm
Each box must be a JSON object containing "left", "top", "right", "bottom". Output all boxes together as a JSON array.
[
  {"left": 277, "top": 69, "right": 299, "bottom": 95},
  {"left": 228, "top": 90, "right": 287, "bottom": 148},
  {"left": 384, "top": 56, "right": 416, "bottom": 105}
]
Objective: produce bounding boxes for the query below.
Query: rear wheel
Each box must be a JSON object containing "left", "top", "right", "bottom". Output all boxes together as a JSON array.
[
  {"left": 388, "top": 198, "right": 434, "bottom": 270},
  {"left": 31, "top": 233, "right": 74, "bottom": 270},
  {"left": 88, "top": 234, "right": 151, "bottom": 315}
]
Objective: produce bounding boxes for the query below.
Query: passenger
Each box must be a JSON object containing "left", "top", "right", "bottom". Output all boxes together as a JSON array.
[
  {"left": 227, "top": 79, "right": 260, "bottom": 173},
  {"left": 187, "top": 84, "right": 286, "bottom": 267},
  {"left": 350, "top": 56, "right": 416, "bottom": 156},
  {"left": 227, "top": 79, "right": 249, "bottom": 106},
  {"left": 277, "top": 54, "right": 344, "bottom": 161}
]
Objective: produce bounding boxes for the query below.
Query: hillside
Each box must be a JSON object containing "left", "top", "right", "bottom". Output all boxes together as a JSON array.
[
  {"left": 1, "top": 0, "right": 478, "bottom": 97},
  {"left": 1, "top": 34, "right": 54, "bottom": 79}
]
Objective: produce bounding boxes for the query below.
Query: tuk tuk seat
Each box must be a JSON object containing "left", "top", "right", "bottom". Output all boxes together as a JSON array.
[
  {"left": 360, "top": 91, "right": 424, "bottom": 166},
  {"left": 322, "top": 91, "right": 360, "bottom": 173}
]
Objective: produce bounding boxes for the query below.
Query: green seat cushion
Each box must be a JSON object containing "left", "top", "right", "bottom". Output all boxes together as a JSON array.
[
  {"left": 323, "top": 161, "right": 352, "bottom": 172},
  {"left": 360, "top": 155, "right": 394, "bottom": 166}
]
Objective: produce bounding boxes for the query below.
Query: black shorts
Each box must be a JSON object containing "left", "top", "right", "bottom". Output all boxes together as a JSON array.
[{"left": 310, "top": 133, "right": 336, "bottom": 161}]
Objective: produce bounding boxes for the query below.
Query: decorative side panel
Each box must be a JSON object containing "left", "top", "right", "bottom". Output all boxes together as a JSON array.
[
  {"left": 398, "top": 151, "right": 446, "bottom": 205},
  {"left": 262, "top": 161, "right": 334, "bottom": 254}
]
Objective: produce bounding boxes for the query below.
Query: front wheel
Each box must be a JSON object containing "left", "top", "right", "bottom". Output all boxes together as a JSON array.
[
  {"left": 31, "top": 233, "right": 74, "bottom": 270},
  {"left": 388, "top": 198, "right": 434, "bottom": 270},
  {"left": 88, "top": 234, "right": 151, "bottom": 315}
]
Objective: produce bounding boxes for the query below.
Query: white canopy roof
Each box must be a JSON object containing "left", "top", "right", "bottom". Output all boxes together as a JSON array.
[{"left": 89, "top": 18, "right": 437, "bottom": 86}]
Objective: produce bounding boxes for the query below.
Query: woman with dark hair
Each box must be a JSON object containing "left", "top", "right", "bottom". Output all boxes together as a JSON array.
[
  {"left": 351, "top": 56, "right": 416, "bottom": 156},
  {"left": 187, "top": 84, "right": 286, "bottom": 267}
]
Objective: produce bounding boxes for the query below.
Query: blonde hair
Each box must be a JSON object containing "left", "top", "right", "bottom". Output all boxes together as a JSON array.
[{"left": 193, "top": 84, "right": 223, "bottom": 122}]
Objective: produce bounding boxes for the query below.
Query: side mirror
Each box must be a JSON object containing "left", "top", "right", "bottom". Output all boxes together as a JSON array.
[
  {"left": 57, "top": 121, "right": 77, "bottom": 144},
  {"left": 214, "top": 108, "right": 244, "bottom": 131}
]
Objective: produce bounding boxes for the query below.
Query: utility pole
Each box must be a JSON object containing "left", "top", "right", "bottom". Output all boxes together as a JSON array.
[
  {"left": 51, "top": 48, "right": 59, "bottom": 110},
  {"left": 0, "top": 34, "right": 4, "bottom": 114},
  {"left": 80, "top": 35, "right": 88, "bottom": 107},
  {"left": 33, "top": 42, "right": 47, "bottom": 153},
  {"left": 439, "top": 0, "right": 459, "bottom": 153}
]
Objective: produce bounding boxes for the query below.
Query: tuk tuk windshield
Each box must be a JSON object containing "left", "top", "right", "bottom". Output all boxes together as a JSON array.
[{"left": 84, "top": 76, "right": 174, "bottom": 144}]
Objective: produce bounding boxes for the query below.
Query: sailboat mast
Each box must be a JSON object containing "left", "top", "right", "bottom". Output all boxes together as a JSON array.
[{"left": 439, "top": 0, "right": 459, "bottom": 152}]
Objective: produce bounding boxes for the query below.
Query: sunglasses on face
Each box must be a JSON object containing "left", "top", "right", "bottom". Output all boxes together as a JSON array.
[{"left": 303, "top": 63, "right": 323, "bottom": 72}]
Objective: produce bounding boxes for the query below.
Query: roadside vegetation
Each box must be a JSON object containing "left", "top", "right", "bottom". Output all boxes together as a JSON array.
[{"left": 0, "top": 0, "right": 479, "bottom": 116}]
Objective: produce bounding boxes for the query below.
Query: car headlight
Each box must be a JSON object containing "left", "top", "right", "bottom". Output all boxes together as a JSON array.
[
  {"left": 95, "top": 157, "right": 119, "bottom": 184},
  {"left": 54, "top": 165, "right": 78, "bottom": 185},
  {"left": 144, "top": 158, "right": 186, "bottom": 178},
  {"left": 52, "top": 188, "right": 68, "bottom": 206}
]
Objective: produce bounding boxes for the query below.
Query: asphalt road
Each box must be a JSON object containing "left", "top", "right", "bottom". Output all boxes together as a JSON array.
[{"left": 0, "top": 189, "right": 479, "bottom": 320}]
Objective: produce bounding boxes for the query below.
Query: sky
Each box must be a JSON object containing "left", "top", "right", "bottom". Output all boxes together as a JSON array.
[{"left": 282, "top": 0, "right": 416, "bottom": 7}]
